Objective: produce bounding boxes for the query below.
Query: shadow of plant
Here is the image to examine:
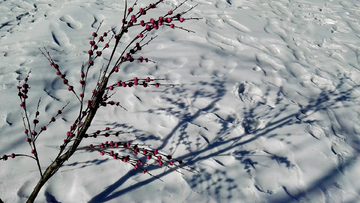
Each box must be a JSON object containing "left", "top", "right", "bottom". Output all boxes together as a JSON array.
[{"left": 82, "top": 76, "right": 360, "bottom": 202}]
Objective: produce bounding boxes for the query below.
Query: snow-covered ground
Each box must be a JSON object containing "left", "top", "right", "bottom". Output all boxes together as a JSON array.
[{"left": 1, "top": 0, "right": 360, "bottom": 202}]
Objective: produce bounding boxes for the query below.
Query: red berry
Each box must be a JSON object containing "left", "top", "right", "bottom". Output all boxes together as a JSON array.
[
  {"left": 170, "top": 24, "right": 174, "bottom": 28},
  {"left": 92, "top": 32, "right": 97, "bottom": 37},
  {"left": 89, "top": 60, "right": 94, "bottom": 66},
  {"left": 11, "top": 153, "right": 15, "bottom": 158},
  {"left": 68, "top": 86, "right": 73, "bottom": 91},
  {"left": 128, "top": 7, "right": 133, "bottom": 12},
  {"left": 143, "top": 169, "right": 147, "bottom": 174},
  {"left": 168, "top": 10, "right": 173, "bottom": 15},
  {"left": 179, "top": 18, "right": 184, "bottom": 22},
  {"left": 88, "top": 50, "right": 93, "bottom": 55}
]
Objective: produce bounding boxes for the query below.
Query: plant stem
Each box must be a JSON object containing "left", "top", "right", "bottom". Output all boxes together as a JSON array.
[{"left": 26, "top": 77, "right": 109, "bottom": 203}]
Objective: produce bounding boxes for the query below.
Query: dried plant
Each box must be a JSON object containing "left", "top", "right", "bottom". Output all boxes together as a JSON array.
[{"left": 1, "top": 0, "right": 200, "bottom": 202}]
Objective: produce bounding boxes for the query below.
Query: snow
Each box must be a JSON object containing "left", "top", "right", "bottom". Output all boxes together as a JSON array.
[{"left": 1, "top": 0, "right": 360, "bottom": 202}]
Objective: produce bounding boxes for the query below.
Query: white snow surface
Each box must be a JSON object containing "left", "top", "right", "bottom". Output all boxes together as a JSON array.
[{"left": 1, "top": 0, "right": 360, "bottom": 202}]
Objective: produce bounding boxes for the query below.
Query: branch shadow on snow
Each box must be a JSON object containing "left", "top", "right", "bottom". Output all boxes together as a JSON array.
[{"left": 84, "top": 77, "right": 360, "bottom": 202}]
